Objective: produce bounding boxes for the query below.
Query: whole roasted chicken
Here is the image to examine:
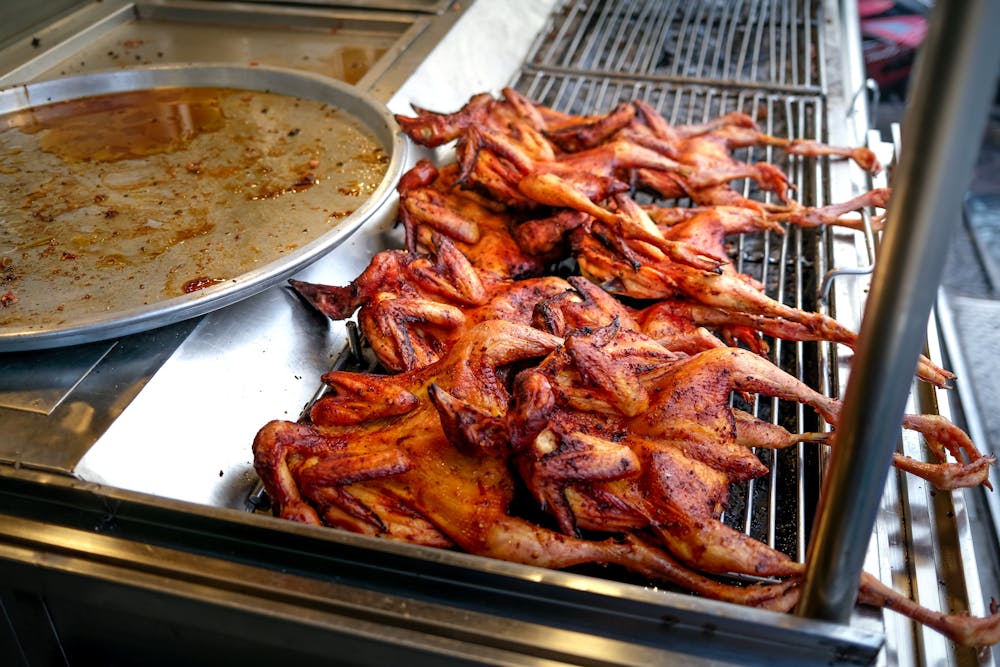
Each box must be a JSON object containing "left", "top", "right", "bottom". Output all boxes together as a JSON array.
[
  {"left": 254, "top": 320, "right": 798, "bottom": 609},
  {"left": 252, "top": 88, "right": 1000, "bottom": 649},
  {"left": 431, "top": 320, "right": 998, "bottom": 645},
  {"left": 290, "top": 233, "right": 573, "bottom": 372}
]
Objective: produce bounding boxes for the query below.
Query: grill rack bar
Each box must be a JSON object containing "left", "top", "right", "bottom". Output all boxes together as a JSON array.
[{"left": 524, "top": 0, "right": 821, "bottom": 94}]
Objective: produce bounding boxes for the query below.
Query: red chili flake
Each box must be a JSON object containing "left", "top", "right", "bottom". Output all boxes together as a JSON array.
[
  {"left": 61, "top": 252, "right": 77, "bottom": 260},
  {"left": 0, "top": 291, "right": 15, "bottom": 307}
]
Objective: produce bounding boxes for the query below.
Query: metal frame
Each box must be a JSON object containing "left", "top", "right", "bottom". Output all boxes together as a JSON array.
[
  {"left": 1, "top": 0, "right": 998, "bottom": 664},
  {"left": 798, "top": 0, "right": 1000, "bottom": 623},
  {"left": 0, "top": 466, "right": 884, "bottom": 666}
]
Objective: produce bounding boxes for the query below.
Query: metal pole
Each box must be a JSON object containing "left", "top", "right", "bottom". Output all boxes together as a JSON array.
[{"left": 797, "top": 0, "right": 1000, "bottom": 622}]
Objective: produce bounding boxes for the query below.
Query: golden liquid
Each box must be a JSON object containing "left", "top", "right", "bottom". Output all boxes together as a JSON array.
[
  {"left": 4, "top": 88, "right": 227, "bottom": 163},
  {"left": 0, "top": 85, "right": 389, "bottom": 332}
]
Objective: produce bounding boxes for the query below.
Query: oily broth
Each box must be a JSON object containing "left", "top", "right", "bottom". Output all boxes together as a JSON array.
[{"left": 0, "top": 86, "right": 388, "bottom": 331}]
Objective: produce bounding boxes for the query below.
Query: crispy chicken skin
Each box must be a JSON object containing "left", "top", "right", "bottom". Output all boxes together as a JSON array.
[
  {"left": 254, "top": 321, "right": 799, "bottom": 609},
  {"left": 253, "top": 89, "right": 999, "bottom": 648},
  {"left": 432, "top": 321, "right": 998, "bottom": 645}
]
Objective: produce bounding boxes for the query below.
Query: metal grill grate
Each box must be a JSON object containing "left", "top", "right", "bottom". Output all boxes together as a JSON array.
[
  {"left": 525, "top": 0, "right": 822, "bottom": 93},
  {"left": 510, "top": 69, "right": 834, "bottom": 564},
  {"left": 509, "top": 7, "right": 985, "bottom": 660}
]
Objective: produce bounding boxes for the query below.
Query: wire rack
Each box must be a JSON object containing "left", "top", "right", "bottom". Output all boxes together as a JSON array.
[
  {"left": 514, "top": 65, "right": 830, "bottom": 561},
  {"left": 525, "top": 0, "right": 823, "bottom": 92},
  {"left": 510, "top": 5, "right": 995, "bottom": 666},
  {"left": 253, "top": 0, "right": 842, "bottom": 580}
]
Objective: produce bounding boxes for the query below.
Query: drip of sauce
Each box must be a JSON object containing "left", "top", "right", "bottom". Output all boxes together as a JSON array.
[
  {"left": 6, "top": 88, "right": 227, "bottom": 162},
  {"left": 182, "top": 276, "right": 226, "bottom": 293}
]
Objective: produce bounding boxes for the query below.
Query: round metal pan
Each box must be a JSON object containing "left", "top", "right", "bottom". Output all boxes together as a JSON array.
[{"left": 0, "top": 64, "right": 406, "bottom": 352}]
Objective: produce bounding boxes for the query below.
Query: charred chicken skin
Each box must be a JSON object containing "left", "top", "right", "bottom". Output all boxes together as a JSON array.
[
  {"left": 392, "top": 91, "right": 949, "bottom": 387},
  {"left": 254, "top": 320, "right": 799, "bottom": 609},
  {"left": 432, "top": 320, "right": 998, "bottom": 645},
  {"left": 251, "top": 89, "right": 1000, "bottom": 649},
  {"left": 290, "top": 233, "right": 574, "bottom": 372},
  {"left": 573, "top": 194, "right": 954, "bottom": 387}
]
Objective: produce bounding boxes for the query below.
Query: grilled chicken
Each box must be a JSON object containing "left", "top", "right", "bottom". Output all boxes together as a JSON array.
[
  {"left": 627, "top": 100, "right": 880, "bottom": 209},
  {"left": 393, "top": 92, "right": 950, "bottom": 386},
  {"left": 396, "top": 159, "right": 550, "bottom": 278},
  {"left": 254, "top": 320, "right": 798, "bottom": 609},
  {"left": 574, "top": 194, "right": 954, "bottom": 387},
  {"left": 252, "top": 89, "right": 1000, "bottom": 649},
  {"left": 529, "top": 281, "right": 990, "bottom": 491},
  {"left": 431, "top": 321, "right": 999, "bottom": 645},
  {"left": 290, "top": 234, "right": 573, "bottom": 372}
]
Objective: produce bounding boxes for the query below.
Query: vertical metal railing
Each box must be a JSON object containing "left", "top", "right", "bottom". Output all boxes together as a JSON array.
[{"left": 797, "top": 0, "right": 1000, "bottom": 622}]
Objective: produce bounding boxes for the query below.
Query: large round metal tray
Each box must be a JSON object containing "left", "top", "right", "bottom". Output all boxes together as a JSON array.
[{"left": 0, "top": 64, "right": 406, "bottom": 352}]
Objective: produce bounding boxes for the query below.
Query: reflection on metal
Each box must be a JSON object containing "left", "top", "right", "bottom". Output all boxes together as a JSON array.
[
  {"left": 0, "top": 341, "right": 115, "bottom": 414},
  {"left": 0, "top": 465, "right": 887, "bottom": 666},
  {"left": 0, "top": 0, "right": 432, "bottom": 90}
]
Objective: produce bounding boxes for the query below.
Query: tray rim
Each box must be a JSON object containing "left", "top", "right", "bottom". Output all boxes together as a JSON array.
[{"left": 0, "top": 62, "right": 408, "bottom": 352}]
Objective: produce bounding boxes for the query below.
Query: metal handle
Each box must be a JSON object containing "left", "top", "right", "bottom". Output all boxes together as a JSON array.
[{"left": 797, "top": 0, "right": 1000, "bottom": 623}]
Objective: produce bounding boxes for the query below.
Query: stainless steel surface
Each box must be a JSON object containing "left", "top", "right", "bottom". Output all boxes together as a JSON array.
[
  {"left": 0, "top": 466, "right": 885, "bottom": 666},
  {"left": 823, "top": 128, "right": 998, "bottom": 666},
  {"left": 0, "top": 340, "right": 115, "bottom": 413},
  {"left": 0, "top": 1, "right": 431, "bottom": 90},
  {"left": 1, "top": 318, "right": 201, "bottom": 473},
  {"left": 798, "top": 0, "right": 1000, "bottom": 624},
  {"left": 232, "top": 0, "right": 453, "bottom": 12},
  {"left": 936, "top": 291, "right": 1000, "bottom": 667},
  {"left": 0, "top": 64, "right": 405, "bottom": 351},
  {"left": 0, "top": 0, "right": 476, "bottom": 474},
  {"left": 0, "top": 0, "right": 993, "bottom": 664}
]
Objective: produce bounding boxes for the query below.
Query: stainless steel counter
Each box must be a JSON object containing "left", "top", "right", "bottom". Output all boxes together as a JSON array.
[{"left": 0, "top": 2, "right": 995, "bottom": 665}]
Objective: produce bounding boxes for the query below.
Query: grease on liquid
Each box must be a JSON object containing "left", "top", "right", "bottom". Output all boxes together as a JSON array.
[
  {"left": 0, "top": 86, "right": 389, "bottom": 332},
  {"left": 6, "top": 88, "right": 227, "bottom": 163}
]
